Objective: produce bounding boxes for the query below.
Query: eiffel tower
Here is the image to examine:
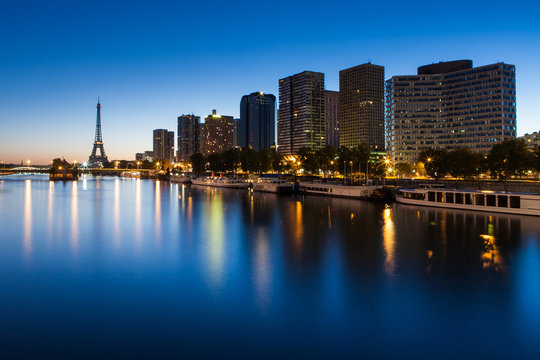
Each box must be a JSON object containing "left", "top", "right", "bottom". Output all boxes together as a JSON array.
[{"left": 88, "top": 99, "right": 108, "bottom": 164}]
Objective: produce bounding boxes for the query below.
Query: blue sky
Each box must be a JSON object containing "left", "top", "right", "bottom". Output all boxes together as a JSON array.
[{"left": 1, "top": 0, "right": 539, "bottom": 164}]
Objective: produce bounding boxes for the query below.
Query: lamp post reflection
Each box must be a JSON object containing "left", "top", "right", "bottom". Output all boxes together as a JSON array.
[
  {"left": 23, "top": 179, "right": 32, "bottom": 260},
  {"left": 113, "top": 178, "right": 121, "bottom": 250},
  {"left": 70, "top": 181, "right": 79, "bottom": 252},
  {"left": 207, "top": 193, "right": 225, "bottom": 287},
  {"left": 382, "top": 207, "right": 396, "bottom": 278}
]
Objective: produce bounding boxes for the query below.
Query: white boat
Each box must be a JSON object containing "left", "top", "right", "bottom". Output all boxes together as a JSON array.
[
  {"left": 253, "top": 178, "right": 293, "bottom": 194},
  {"left": 298, "top": 181, "right": 390, "bottom": 200},
  {"left": 170, "top": 174, "right": 193, "bottom": 183},
  {"left": 121, "top": 171, "right": 140, "bottom": 178},
  {"left": 396, "top": 188, "right": 540, "bottom": 216},
  {"left": 192, "top": 177, "right": 250, "bottom": 189}
]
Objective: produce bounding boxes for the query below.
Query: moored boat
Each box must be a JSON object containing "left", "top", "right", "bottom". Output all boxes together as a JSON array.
[
  {"left": 170, "top": 174, "right": 193, "bottom": 183},
  {"left": 253, "top": 178, "right": 293, "bottom": 194},
  {"left": 298, "top": 181, "right": 391, "bottom": 200},
  {"left": 396, "top": 188, "right": 540, "bottom": 216},
  {"left": 192, "top": 177, "right": 250, "bottom": 188}
]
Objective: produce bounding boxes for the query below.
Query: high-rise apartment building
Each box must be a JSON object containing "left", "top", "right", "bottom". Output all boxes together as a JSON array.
[
  {"left": 385, "top": 60, "right": 517, "bottom": 163},
  {"left": 204, "top": 109, "right": 234, "bottom": 154},
  {"left": 153, "top": 129, "right": 175, "bottom": 163},
  {"left": 277, "top": 71, "right": 325, "bottom": 155},
  {"left": 239, "top": 92, "right": 276, "bottom": 150},
  {"left": 518, "top": 131, "right": 539, "bottom": 150},
  {"left": 177, "top": 114, "right": 204, "bottom": 162},
  {"left": 339, "top": 63, "right": 385, "bottom": 150},
  {"left": 325, "top": 90, "right": 339, "bottom": 148}
]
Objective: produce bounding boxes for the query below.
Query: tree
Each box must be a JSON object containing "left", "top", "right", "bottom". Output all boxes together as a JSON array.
[
  {"left": 190, "top": 153, "right": 206, "bottom": 175},
  {"left": 446, "top": 148, "right": 484, "bottom": 179},
  {"left": 240, "top": 147, "right": 259, "bottom": 173},
  {"left": 316, "top": 145, "right": 337, "bottom": 176},
  {"left": 395, "top": 162, "right": 413, "bottom": 178},
  {"left": 487, "top": 139, "right": 532, "bottom": 181},
  {"left": 269, "top": 149, "right": 285, "bottom": 173},
  {"left": 418, "top": 148, "right": 448, "bottom": 179},
  {"left": 353, "top": 143, "right": 371, "bottom": 179},
  {"left": 298, "top": 147, "right": 319, "bottom": 175}
]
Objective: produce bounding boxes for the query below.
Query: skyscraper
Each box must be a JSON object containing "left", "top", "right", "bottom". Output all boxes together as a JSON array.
[
  {"left": 153, "top": 129, "right": 175, "bottom": 163},
  {"left": 204, "top": 109, "right": 234, "bottom": 154},
  {"left": 177, "top": 114, "right": 204, "bottom": 162},
  {"left": 325, "top": 90, "right": 339, "bottom": 148},
  {"left": 239, "top": 92, "right": 276, "bottom": 150},
  {"left": 277, "top": 71, "right": 325, "bottom": 155},
  {"left": 339, "top": 63, "right": 385, "bottom": 150},
  {"left": 385, "top": 60, "right": 517, "bottom": 163}
]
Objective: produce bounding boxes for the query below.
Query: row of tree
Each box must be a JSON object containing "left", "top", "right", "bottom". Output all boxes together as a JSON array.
[
  {"left": 188, "top": 144, "right": 390, "bottom": 177},
  {"left": 418, "top": 139, "right": 540, "bottom": 180}
]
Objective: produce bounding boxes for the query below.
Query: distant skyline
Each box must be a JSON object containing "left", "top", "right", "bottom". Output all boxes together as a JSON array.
[{"left": 1, "top": 0, "right": 539, "bottom": 164}]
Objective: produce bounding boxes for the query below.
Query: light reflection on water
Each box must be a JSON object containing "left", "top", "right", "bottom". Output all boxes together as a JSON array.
[{"left": 1, "top": 175, "right": 540, "bottom": 358}]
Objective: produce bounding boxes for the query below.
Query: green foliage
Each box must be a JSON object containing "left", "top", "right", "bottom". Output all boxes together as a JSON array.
[
  {"left": 486, "top": 139, "right": 532, "bottom": 180},
  {"left": 418, "top": 148, "right": 448, "bottom": 178},
  {"left": 190, "top": 153, "right": 206, "bottom": 175},
  {"left": 447, "top": 148, "right": 484, "bottom": 179}
]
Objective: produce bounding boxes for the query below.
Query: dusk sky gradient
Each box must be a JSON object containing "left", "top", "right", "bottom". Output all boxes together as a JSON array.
[{"left": 1, "top": 0, "right": 539, "bottom": 164}]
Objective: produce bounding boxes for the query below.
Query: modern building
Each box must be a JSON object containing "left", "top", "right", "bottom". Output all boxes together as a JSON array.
[
  {"left": 233, "top": 118, "right": 240, "bottom": 147},
  {"left": 325, "top": 90, "right": 339, "bottom": 148},
  {"left": 239, "top": 92, "right": 276, "bottom": 150},
  {"left": 385, "top": 60, "right": 517, "bottom": 163},
  {"left": 143, "top": 151, "right": 154, "bottom": 162},
  {"left": 519, "top": 131, "right": 540, "bottom": 150},
  {"left": 204, "top": 109, "right": 234, "bottom": 154},
  {"left": 277, "top": 71, "right": 325, "bottom": 155},
  {"left": 153, "top": 129, "right": 175, "bottom": 163},
  {"left": 339, "top": 63, "right": 385, "bottom": 150},
  {"left": 177, "top": 115, "right": 204, "bottom": 162}
]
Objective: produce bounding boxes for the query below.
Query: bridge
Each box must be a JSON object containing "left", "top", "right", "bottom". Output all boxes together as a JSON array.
[{"left": 1, "top": 168, "right": 155, "bottom": 176}]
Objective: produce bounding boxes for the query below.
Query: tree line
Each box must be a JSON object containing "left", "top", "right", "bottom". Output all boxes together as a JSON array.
[
  {"left": 188, "top": 143, "right": 390, "bottom": 178},
  {"left": 418, "top": 139, "right": 540, "bottom": 180}
]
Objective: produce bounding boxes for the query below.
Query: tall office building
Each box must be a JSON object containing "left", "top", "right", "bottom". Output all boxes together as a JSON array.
[
  {"left": 325, "top": 90, "right": 339, "bottom": 148},
  {"left": 177, "top": 114, "right": 204, "bottom": 162},
  {"left": 204, "top": 109, "right": 234, "bottom": 154},
  {"left": 153, "top": 129, "right": 175, "bottom": 163},
  {"left": 385, "top": 60, "right": 517, "bottom": 163},
  {"left": 339, "top": 63, "right": 385, "bottom": 150},
  {"left": 277, "top": 71, "right": 325, "bottom": 155},
  {"left": 233, "top": 118, "right": 240, "bottom": 147},
  {"left": 239, "top": 92, "right": 276, "bottom": 150}
]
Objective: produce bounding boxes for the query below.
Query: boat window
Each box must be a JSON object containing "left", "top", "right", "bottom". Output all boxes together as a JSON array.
[
  {"left": 465, "top": 193, "right": 473, "bottom": 205},
  {"left": 428, "top": 192, "right": 435, "bottom": 202},
  {"left": 486, "top": 195, "right": 496, "bottom": 207},
  {"left": 455, "top": 193, "right": 463, "bottom": 204},
  {"left": 497, "top": 195, "right": 508, "bottom": 207},
  {"left": 415, "top": 193, "right": 425, "bottom": 200},
  {"left": 446, "top": 192, "right": 454, "bottom": 203},
  {"left": 475, "top": 194, "right": 485, "bottom": 206},
  {"left": 436, "top": 192, "right": 444, "bottom": 203},
  {"left": 510, "top": 196, "right": 521, "bottom": 209}
]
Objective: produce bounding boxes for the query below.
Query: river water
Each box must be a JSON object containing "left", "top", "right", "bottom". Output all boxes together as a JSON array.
[{"left": 1, "top": 175, "right": 540, "bottom": 358}]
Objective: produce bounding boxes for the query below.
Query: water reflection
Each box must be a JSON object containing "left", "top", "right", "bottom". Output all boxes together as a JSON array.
[
  {"left": 154, "top": 180, "right": 161, "bottom": 245},
  {"left": 48, "top": 181, "right": 54, "bottom": 243},
  {"left": 113, "top": 178, "right": 121, "bottom": 249},
  {"left": 23, "top": 179, "right": 32, "bottom": 258},
  {"left": 253, "top": 228, "right": 271, "bottom": 310},
  {"left": 382, "top": 207, "right": 396, "bottom": 278},
  {"left": 207, "top": 192, "right": 225, "bottom": 286},
  {"left": 1, "top": 178, "right": 540, "bottom": 358},
  {"left": 70, "top": 181, "right": 79, "bottom": 252}
]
